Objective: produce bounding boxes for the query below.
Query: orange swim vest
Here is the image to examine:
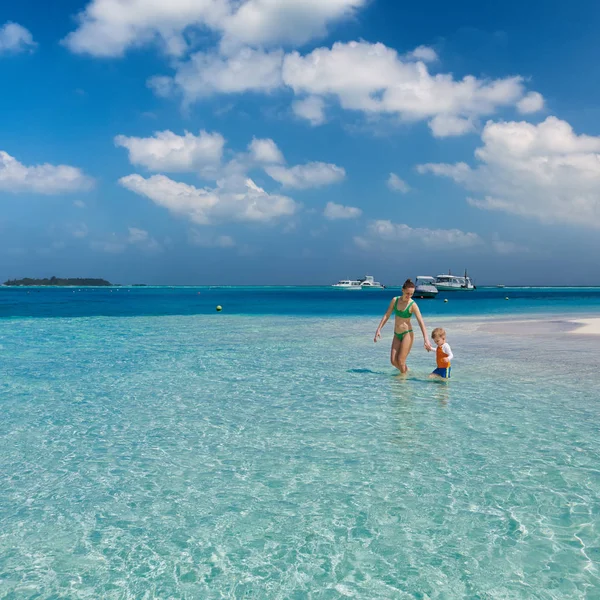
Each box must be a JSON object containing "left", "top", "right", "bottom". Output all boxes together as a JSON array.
[{"left": 436, "top": 345, "right": 451, "bottom": 368}]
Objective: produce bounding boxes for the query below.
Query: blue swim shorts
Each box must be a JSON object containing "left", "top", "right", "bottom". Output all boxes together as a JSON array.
[{"left": 432, "top": 367, "right": 451, "bottom": 379}]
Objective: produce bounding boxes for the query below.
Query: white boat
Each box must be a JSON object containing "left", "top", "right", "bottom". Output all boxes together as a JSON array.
[
  {"left": 332, "top": 275, "right": 385, "bottom": 289},
  {"left": 414, "top": 276, "right": 438, "bottom": 299},
  {"left": 435, "top": 270, "right": 475, "bottom": 291},
  {"left": 332, "top": 279, "right": 362, "bottom": 289},
  {"left": 359, "top": 275, "right": 385, "bottom": 289}
]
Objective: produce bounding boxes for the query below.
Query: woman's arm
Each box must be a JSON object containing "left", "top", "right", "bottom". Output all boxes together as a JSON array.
[
  {"left": 374, "top": 298, "right": 395, "bottom": 342},
  {"left": 412, "top": 303, "right": 433, "bottom": 351}
]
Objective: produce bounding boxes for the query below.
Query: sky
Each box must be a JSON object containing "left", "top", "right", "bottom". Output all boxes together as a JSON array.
[{"left": 1, "top": 0, "right": 600, "bottom": 286}]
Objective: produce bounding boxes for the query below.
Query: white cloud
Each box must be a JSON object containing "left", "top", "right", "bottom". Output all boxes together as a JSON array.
[
  {"left": 402, "top": 45, "right": 437, "bottom": 63},
  {"left": 220, "top": 0, "right": 366, "bottom": 52},
  {"left": 62, "top": 0, "right": 366, "bottom": 57},
  {"left": 119, "top": 173, "right": 298, "bottom": 224},
  {"left": 0, "top": 22, "right": 37, "bottom": 54},
  {"left": 265, "top": 162, "right": 345, "bottom": 189},
  {"left": 324, "top": 201, "right": 361, "bottom": 220},
  {"left": 428, "top": 114, "right": 475, "bottom": 137},
  {"left": 387, "top": 173, "right": 410, "bottom": 193},
  {"left": 418, "top": 116, "right": 600, "bottom": 229},
  {"left": 147, "top": 75, "right": 175, "bottom": 98},
  {"left": 161, "top": 47, "right": 284, "bottom": 105},
  {"left": 248, "top": 137, "right": 284, "bottom": 164},
  {"left": 281, "top": 41, "right": 539, "bottom": 134},
  {"left": 152, "top": 40, "right": 540, "bottom": 137},
  {"left": 189, "top": 230, "right": 236, "bottom": 247},
  {"left": 127, "top": 226, "right": 161, "bottom": 250},
  {"left": 127, "top": 227, "right": 150, "bottom": 243},
  {"left": 73, "top": 200, "right": 86, "bottom": 208},
  {"left": 357, "top": 219, "right": 483, "bottom": 249},
  {"left": 62, "top": 0, "right": 229, "bottom": 57},
  {"left": 292, "top": 96, "right": 326, "bottom": 125},
  {"left": 517, "top": 91, "right": 544, "bottom": 114},
  {"left": 0, "top": 151, "right": 93, "bottom": 194},
  {"left": 115, "top": 129, "right": 225, "bottom": 172}
]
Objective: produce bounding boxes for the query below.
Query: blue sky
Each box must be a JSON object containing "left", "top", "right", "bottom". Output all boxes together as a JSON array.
[{"left": 1, "top": 0, "right": 600, "bottom": 285}]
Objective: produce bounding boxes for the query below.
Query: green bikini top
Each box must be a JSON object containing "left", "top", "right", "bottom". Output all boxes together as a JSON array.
[{"left": 394, "top": 297, "right": 414, "bottom": 318}]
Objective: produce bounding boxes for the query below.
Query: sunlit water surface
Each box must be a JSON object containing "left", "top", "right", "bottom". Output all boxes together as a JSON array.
[{"left": 1, "top": 308, "right": 600, "bottom": 598}]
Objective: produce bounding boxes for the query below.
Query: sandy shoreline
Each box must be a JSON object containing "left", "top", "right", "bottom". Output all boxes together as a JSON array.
[
  {"left": 568, "top": 318, "right": 600, "bottom": 335},
  {"left": 466, "top": 315, "right": 600, "bottom": 336}
]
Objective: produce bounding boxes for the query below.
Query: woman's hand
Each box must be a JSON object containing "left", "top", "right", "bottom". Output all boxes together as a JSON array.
[
  {"left": 424, "top": 340, "right": 433, "bottom": 352},
  {"left": 374, "top": 330, "right": 381, "bottom": 343}
]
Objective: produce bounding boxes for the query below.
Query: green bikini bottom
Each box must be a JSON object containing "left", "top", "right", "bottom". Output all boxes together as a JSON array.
[{"left": 394, "top": 329, "right": 413, "bottom": 341}]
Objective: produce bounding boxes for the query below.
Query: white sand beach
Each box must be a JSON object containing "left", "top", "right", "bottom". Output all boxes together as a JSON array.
[
  {"left": 569, "top": 317, "right": 600, "bottom": 335},
  {"left": 471, "top": 315, "right": 600, "bottom": 336}
]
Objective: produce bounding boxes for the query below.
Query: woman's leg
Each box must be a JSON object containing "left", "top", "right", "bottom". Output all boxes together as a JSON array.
[
  {"left": 390, "top": 335, "right": 402, "bottom": 371},
  {"left": 397, "top": 332, "right": 414, "bottom": 373}
]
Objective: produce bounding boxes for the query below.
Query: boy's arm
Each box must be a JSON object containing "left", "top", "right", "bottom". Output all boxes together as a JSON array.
[
  {"left": 374, "top": 298, "right": 395, "bottom": 342},
  {"left": 442, "top": 343, "right": 453, "bottom": 361}
]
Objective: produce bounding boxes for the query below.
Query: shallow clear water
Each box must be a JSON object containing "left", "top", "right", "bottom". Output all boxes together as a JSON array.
[{"left": 1, "top": 310, "right": 600, "bottom": 598}]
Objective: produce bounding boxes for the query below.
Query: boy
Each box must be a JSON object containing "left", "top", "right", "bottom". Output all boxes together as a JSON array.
[{"left": 430, "top": 328, "right": 453, "bottom": 379}]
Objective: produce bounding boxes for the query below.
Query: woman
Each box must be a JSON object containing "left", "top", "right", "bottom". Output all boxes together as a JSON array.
[{"left": 374, "top": 279, "right": 432, "bottom": 373}]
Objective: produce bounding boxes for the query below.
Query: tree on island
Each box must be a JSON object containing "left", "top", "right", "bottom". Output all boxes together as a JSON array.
[{"left": 3, "top": 277, "right": 113, "bottom": 286}]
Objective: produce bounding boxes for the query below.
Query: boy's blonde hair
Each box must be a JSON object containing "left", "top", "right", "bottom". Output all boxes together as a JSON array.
[{"left": 431, "top": 327, "right": 445, "bottom": 340}]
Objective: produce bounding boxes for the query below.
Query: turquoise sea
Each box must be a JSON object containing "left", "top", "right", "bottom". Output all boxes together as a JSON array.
[{"left": 2, "top": 287, "right": 600, "bottom": 598}]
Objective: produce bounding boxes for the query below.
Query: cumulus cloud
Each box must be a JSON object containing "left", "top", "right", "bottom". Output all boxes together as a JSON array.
[
  {"left": 62, "top": 0, "right": 228, "bottom": 57},
  {"left": 281, "top": 41, "right": 541, "bottom": 134},
  {"left": 265, "top": 162, "right": 345, "bottom": 189},
  {"left": 248, "top": 137, "right": 284, "bottom": 164},
  {"left": 115, "top": 129, "right": 225, "bottom": 172},
  {"left": 356, "top": 219, "right": 483, "bottom": 249},
  {"left": 119, "top": 173, "right": 298, "bottom": 225},
  {"left": 160, "top": 47, "right": 284, "bottom": 104},
  {"left": 418, "top": 116, "right": 600, "bottom": 229},
  {"left": 292, "top": 96, "right": 326, "bottom": 125},
  {"left": 428, "top": 114, "right": 475, "bottom": 138},
  {"left": 63, "top": 0, "right": 366, "bottom": 57},
  {"left": 0, "top": 22, "right": 37, "bottom": 54},
  {"left": 402, "top": 45, "right": 438, "bottom": 63},
  {"left": 324, "top": 201, "right": 361, "bottom": 220},
  {"left": 387, "top": 173, "right": 410, "bottom": 193},
  {"left": 517, "top": 91, "right": 544, "bottom": 114},
  {"left": 0, "top": 151, "right": 93, "bottom": 194},
  {"left": 158, "top": 39, "right": 543, "bottom": 136},
  {"left": 219, "top": 0, "right": 367, "bottom": 52}
]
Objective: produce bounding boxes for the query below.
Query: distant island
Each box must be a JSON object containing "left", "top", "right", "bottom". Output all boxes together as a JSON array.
[{"left": 3, "top": 277, "right": 113, "bottom": 287}]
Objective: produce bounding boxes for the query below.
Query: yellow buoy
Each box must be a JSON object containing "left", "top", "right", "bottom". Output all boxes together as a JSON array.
[{"left": 216, "top": 305, "right": 222, "bottom": 312}]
